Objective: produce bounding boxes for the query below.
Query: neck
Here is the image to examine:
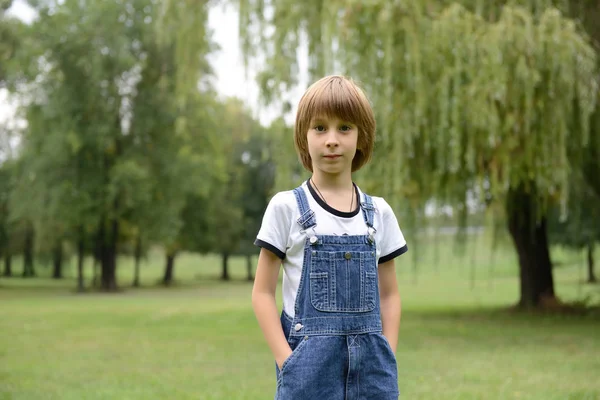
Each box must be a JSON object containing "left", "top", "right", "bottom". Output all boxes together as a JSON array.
[{"left": 310, "top": 170, "right": 353, "bottom": 191}]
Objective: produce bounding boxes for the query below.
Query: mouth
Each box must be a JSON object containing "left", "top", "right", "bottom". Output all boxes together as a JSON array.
[{"left": 324, "top": 155, "right": 341, "bottom": 159}]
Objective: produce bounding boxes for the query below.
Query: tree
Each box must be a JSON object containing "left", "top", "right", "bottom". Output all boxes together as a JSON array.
[
  {"left": 548, "top": 172, "right": 600, "bottom": 283},
  {"left": 234, "top": 1, "right": 598, "bottom": 308},
  {"left": 582, "top": 101, "right": 600, "bottom": 200},
  {"left": 0, "top": 1, "right": 21, "bottom": 279},
  {"left": 157, "top": 94, "right": 228, "bottom": 286},
  {"left": 556, "top": 0, "right": 600, "bottom": 284},
  {"left": 7, "top": 0, "right": 142, "bottom": 290},
  {"left": 7, "top": 0, "right": 219, "bottom": 291},
  {"left": 236, "top": 131, "right": 277, "bottom": 280},
  {"left": 0, "top": 162, "right": 14, "bottom": 277},
  {"left": 175, "top": 98, "right": 262, "bottom": 283}
]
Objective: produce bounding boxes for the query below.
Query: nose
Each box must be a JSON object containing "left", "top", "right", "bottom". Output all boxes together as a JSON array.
[{"left": 325, "top": 131, "right": 339, "bottom": 148}]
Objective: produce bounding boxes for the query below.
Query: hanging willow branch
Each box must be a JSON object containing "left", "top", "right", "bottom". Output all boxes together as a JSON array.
[
  {"left": 237, "top": 1, "right": 598, "bottom": 221},
  {"left": 156, "top": 0, "right": 212, "bottom": 109}
]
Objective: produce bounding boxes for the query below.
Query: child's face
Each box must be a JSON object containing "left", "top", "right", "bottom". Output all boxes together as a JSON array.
[{"left": 307, "top": 115, "right": 358, "bottom": 176}]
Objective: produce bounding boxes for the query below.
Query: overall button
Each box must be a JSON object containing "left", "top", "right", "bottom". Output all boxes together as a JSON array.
[
  {"left": 344, "top": 252, "right": 351, "bottom": 260},
  {"left": 294, "top": 323, "right": 303, "bottom": 332},
  {"left": 309, "top": 236, "right": 318, "bottom": 245}
]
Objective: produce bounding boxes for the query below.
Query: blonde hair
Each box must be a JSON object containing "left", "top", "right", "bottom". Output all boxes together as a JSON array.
[{"left": 294, "top": 75, "right": 376, "bottom": 172}]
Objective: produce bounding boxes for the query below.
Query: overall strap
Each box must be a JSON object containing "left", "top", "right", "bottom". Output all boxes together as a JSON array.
[
  {"left": 293, "top": 186, "right": 317, "bottom": 230},
  {"left": 360, "top": 193, "right": 375, "bottom": 229}
]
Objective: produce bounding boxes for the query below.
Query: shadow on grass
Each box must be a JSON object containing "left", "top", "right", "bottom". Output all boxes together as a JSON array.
[
  {"left": 0, "top": 275, "right": 254, "bottom": 299},
  {"left": 407, "top": 302, "right": 600, "bottom": 323}
]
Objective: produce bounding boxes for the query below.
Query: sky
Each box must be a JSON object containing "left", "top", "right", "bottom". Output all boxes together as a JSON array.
[{"left": 2, "top": 0, "right": 301, "bottom": 126}]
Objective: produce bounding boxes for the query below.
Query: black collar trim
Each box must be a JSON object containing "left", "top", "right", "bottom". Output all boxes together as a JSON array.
[{"left": 306, "top": 179, "right": 361, "bottom": 218}]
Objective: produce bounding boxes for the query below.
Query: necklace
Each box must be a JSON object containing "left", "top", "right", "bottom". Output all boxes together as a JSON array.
[{"left": 311, "top": 178, "right": 355, "bottom": 212}]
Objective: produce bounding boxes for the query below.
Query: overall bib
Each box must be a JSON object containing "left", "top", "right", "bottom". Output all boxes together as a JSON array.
[{"left": 274, "top": 186, "right": 399, "bottom": 400}]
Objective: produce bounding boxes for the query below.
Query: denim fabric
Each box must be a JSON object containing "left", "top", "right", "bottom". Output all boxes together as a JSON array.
[{"left": 274, "top": 186, "right": 399, "bottom": 400}]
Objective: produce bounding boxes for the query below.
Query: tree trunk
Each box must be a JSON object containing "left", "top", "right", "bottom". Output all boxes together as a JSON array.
[
  {"left": 133, "top": 235, "right": 142, "bottom": 287},
  {"left": 3, "top": 254, "right": 11, "bottom": 277},
  {"left": 163, "top": 252, "right": 176, "bottom": 285},
  {"left": 99, "top": 214, "right": 119, "bottom": 291},
  {"left": 52, "top": 240, "right": 63, "bottom": 279},
  {"left": 506, "top": 184, "right": 556, "bottom": 309},
  {"left": 588, "top": 242, "right": 597, "bottom": 283},
  {"left": 98, "top": 219, "right": 108, "bottom": 288},
  {"left": 99, "top": 122, "right": 121, "bottom": 291},
  {"left": 22, "top": 224, "right": 35, "bottom": 278},
  {"left": 77, "top": 227, "right": 85, "bottom": 292},
  {"left": 92, "top": 222, "right": 102, "bottom": 288},
  {"left": 221, "top": 252, "right": 230, "bottom": 281},
  {"left": 92, "top": 258, "right": 99, "bottom": 288},
  {"left": 246, "top": 254, "right": 254, "bottom": 281},
  {"left": 106, "top": 217, "right": 118, "bottom": 290}
]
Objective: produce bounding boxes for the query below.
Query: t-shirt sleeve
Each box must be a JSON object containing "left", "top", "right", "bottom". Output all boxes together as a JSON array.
[
  {"left": 377, "top": 198, "right": 408, "bottom": 264},
  {"left": 254, "top": 192, "right": 292, "bottom": 260}
]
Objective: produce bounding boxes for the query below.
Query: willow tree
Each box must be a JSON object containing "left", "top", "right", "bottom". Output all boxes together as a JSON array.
[
  {"left": 0, "top": 0, "right": 20, "bottom": 85},
  {"left": 234, "top": 1, "right": 598, "bottom": 308},
  {"left": 156, "top": 0, "right": 213, "bottom": 109}
]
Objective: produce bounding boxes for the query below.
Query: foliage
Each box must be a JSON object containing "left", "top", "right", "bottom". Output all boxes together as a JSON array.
[
  {"left": 0, "top": 0, "right": 21, "bottom": 85},
  {"left": 548, "top": 173, "right": 600, "bottom": 250},
  {"left": 235, "top": 119, "right": 277, "bottom": 255},
  {"left": 3, "top": 0, "right": 222, "bottom": 288},
  {"left": 232, "top": 0, "right": 600, "bottom": 307},
  {"left": 238, "top": 1, "right": 597, "bottom": 218},
  {"left": 156, "top": 0, "right": 214, "bottom": 109},
  {"left": 178, "top": 98, "right": 274, "bottom": 258}
]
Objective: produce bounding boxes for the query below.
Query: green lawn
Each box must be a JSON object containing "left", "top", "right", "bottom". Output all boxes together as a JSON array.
[{"left": 1, "top": 234, "right": 599, "bottom": 400}]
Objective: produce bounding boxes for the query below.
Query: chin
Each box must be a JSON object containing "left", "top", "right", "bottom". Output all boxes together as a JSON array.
[{"left": 318, "top": 166, "right": 347, "bottom": 175}]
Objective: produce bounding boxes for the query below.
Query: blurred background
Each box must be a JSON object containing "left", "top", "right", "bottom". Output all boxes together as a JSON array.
[{"left": 1, "top": 1, "right": 599, "bottom": 399}]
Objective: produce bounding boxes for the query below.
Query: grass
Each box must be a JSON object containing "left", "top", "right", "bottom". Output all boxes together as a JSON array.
[{"left": 0, "top": 233, "right": 599, "bottom": 400}]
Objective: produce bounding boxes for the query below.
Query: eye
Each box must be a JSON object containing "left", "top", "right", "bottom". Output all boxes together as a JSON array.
[
  {"left": 314, "top": 125, "right": 326, "bottom": 132},
  {"left": 340, "top": 125, "right": 352, "bottom": 132}
]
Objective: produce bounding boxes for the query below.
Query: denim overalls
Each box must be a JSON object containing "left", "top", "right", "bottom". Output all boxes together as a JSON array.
[{"left": 274, "top": 186, "right": 399, "bottom": 400}]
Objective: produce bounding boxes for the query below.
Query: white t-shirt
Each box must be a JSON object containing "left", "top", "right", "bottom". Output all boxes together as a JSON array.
[{"left": 255, "top": 180, "right": 408, "bottom": 318}]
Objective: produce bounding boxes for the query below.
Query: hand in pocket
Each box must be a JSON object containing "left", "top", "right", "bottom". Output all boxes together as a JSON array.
[{"left": 277, "top": 348, "right": 293, "bottom": 370}]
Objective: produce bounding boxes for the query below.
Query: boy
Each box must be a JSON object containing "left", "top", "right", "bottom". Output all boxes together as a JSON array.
[{"left": 253, "top": 75, "right": 407, "bottom": 399}]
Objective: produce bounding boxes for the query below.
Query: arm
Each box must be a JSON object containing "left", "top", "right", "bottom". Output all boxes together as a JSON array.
[
  {"left": 379, "top": 258, "right": 401, "bottom": 354},
  {"left": 252, "top": 248, "right": 293, "bottom": 369}
]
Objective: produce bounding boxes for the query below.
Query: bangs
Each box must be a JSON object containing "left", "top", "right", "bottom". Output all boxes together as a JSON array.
[{"left": 301, "top": 78, "right": 368, "bottom": 124}]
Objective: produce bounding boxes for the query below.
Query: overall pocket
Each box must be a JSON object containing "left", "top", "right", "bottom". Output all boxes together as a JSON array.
[
  {"left": 276, "top": 335, "right": 310, "bottom": 390},
  {"left": 310, "top": 250, "right": 377, "bottom": 312},
  {"left": 376, "top": 333, "right": 397, "bottom": 361}
]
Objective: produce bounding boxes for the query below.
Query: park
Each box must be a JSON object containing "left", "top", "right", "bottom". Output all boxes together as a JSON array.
[{"left": 1, "top": 0, "right": 600, "bottom": 399}]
